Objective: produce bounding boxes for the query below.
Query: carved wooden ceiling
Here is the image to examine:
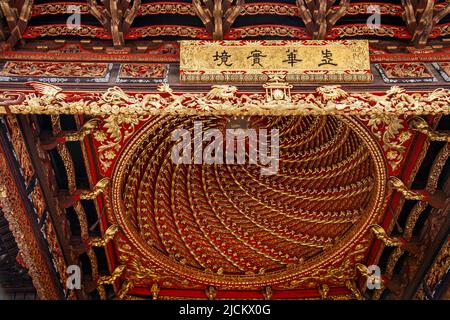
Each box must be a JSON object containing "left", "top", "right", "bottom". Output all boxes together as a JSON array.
[
  {"left": 0, "top": 0, "right": 449, "bottom": 303},
  {"left": 0, "top": 75, "right": 448, "bottom": 300},
  {"left": 109, "top": 115, "right": 383, "bottom": 290}
]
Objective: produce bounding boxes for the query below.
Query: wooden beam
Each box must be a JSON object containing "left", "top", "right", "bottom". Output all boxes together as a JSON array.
[
  {"left": 0, "top": 117, "right": 64, "bottom": 299},
  {"left": 0, "top": 0, "right": 33, "bottom": 50},
  {"left": 87, "top": 0, "right": 141, "bottom": 47},
  {"left": 296, "top": 0, "right": 349, "bottom": 39},
  {"left": 401, "top": 210, "right": 450, "bottom": 299},
  {"left": 192, "top": 0, "right": 244, "bottom": 40},
  {"left": 402, "top": 0, "right": 450, "bottom": 48},
  {"left": 15, "top": 115, "right": 89, "bottom": 299}
]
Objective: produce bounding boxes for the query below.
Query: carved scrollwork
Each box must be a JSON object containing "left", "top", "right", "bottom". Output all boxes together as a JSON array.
[
  {"left": 388, "top": 177, "right": 425, "bottom": 201},
  {"left": 79, "top": 177, "right": 110, "bottom": 200},
  {"left": 369, "top": 224, "right": 405, "bottom": 247},
  {"left": 409, "top": 116, "right": 450, "bottom": 142},
  {"left": 90, "top": 224, "right": 119, "bottom": 247},
  {"left": 192, "top": 0, "right": 244, "bottom": 40},
  {"left": 64, "top": 118, "right": 103, "bottom": 142}
]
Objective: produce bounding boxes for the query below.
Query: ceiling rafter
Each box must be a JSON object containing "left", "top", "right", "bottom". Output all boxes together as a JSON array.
[
  {"left": 0, "top": 0, "right": 33, "bottom": 50},
  {"left": 296, "top": 0, "right": 349, "bottom": 39},
  {"left": 87, "top": 0, "right": 141, "bottom": 47},
  {"left": 402, "top": 0, "right": 450, "bottom": 47},
  {"left": 192, "top": 0, "right": 244, "bottom": 40}
]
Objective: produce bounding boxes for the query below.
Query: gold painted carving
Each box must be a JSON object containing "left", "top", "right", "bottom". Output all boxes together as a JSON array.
[
  {"left": 97, "top": 266, "right": 125, "bottom": 300},
  {"left": 3, "top": 83, "right": 450, "bottom": 117},
  {"left": 97, "top": 265, "right": 126, "bottom": 291},
  {"left": 205, "top": 285, "right": 217, "bottom": 300},
  {"left": 192, "top": 0, "right": 244, "bottom": 40},
  {"left": 0, "top": 151, "right": 60, "bottom": 299},
  {"left": 362, "top": 113, "right": 412, "bottom": 172},
  {"left": 108, "top": 113, "right": 385, "bottom": 289},
  {"left": 409, "top": 116, "right": 450, "bottom": 142},
  {"left": 345, "top": 279, "right": 363, "bottom": 300},
  {"left": 355, "top": 263, "right": 384, "bottom": 289},
  {"left": 79, "top": 177, "right": 110, "bottom": 200},
  {"left": 425, "top": 237, "right": 450, "bottom": 292},
  {"left": 90, "top": 224, "right": 119, "bottom": 247},
  {"left": 25, "top": 25, "right": 106, "bottom": 38},
  {"left": 263, "top": 286, "right": 273, "bottom": 300},
  {"left": 318, "top": 284, "right": 329, "bottom": 299},
  {"left": 369, "top": 224, "right": 404, "bottom": 247},
  {"left": 151, "top": 283, "right": 160, "bottom": 300},
  {"left": 388, "top": 177, "right": 425, "bottom": 201},
  {"left": 4, "top": 115, "right": 34, "bottom": 184},
  {"left": 51, "top": 115, "right": 77, "bottom": 192},
  {"left": 64, "top": 118, "right": 102, "bottom": 142},
  {"left": 116, "top": 280, "right": 134, "bottom": 300}
]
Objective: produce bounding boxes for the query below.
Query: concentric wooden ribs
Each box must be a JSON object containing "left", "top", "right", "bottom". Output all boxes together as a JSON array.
[{"left": 112, "top": 115, "right": 385, "bottom": 286}]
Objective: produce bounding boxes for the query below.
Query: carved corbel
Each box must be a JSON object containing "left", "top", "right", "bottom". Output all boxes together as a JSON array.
[
  {"left": 97, "top": 265, "right": 126, "bottom": 299},
  {"left": 318, "top": 283, "right": 329, "bottom": 300},
  {"left": 40, "top": 118, "right": 102, "bottom": 150},
  {"left": 116, "top": 280, "right": 134, "bottom": 300},
  {"left": 192, "top": 0, "right": 244, "bottom": 40},
  {"left": 401, "top": 0, "right": 450, "bottom": 47},
  {"left": 205, "top": 285, "right": 217, "bottom": 300},
  {"left": 356, "top": 264, "right": 404, "bottom": 295},
  {"left": 345, "top": 279, "right": 363, "bottom": 300},
  {"left": 98, "top": 265, "right": 126, "bottom": 286},
  {"left": 151, "top": 283, "right": 160, "bottom": 300},
  {"left": 263, "top": 286, "right": 272, "bottom": 300},
  {"left": 388, "top": 177, "right": 426, "bottom": 201},
  {"left": 296, "top": 0, "right": 349, "bottom": 39},
  {"left": 388, "top": 177, "right": 449, "bottom": 209},
  {"left": 0, "top": 0, "right": 33, "bottom": 50},
  {"left": 58, "top": 177, "right": 110, "bottom": 208},
  {"left": 87, "top": 0, "right": 141, "bottom": 47},
  {"left": 90, "top": 224, "right": 119, "bottom": 247},
  {"left": 408, "top": 117, "right": 450, "bottom": 142},
  {"left": 370, "top": 224, "right": 405, "bottom": 247},
  {"left": 370, "top": 224, "right": 422, "bottom": 255},
  {"left": 79, "top": 177, "right": 110, "bottom": 200}
]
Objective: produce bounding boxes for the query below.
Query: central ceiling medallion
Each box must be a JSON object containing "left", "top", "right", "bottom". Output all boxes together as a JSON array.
[{"left": 109, "top": 115, "right": 387, "bottom": 289}]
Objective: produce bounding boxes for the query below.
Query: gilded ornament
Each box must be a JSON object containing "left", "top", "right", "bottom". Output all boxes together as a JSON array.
[
  {"left": 345, "top": 280, "right": 363, "bottom": 300},
  {"left": 79, "top": 177, "right": 110, "bottom": 200},
  {"left": 369, "top": 224, "right": 404, "bottom": 247},
  {"left": 408, "top": 116, "right": 450, "bottom": 142},
  {"left": 205, "top": 285, "right": 217, "bottom": 300},
  {"left": 98, "top": 265, "right": 126, "bottom": 286},
  {"left": 388, "top": 177, "right": 425, "bottom": 201},
  {"left": 263, "top": 286, "right": 273, "bottom": 300},
  {"left": 318, "top": 284, "right": 329, "bottom": 300},
  {"left": 90, "top": 224, "right": 119, "bottom": 247},
  {"left": 116, "top": 280, "right": 134, "bottom": 300},
  {"left": 151, "top": 283, "right": 160, "bottom": 300},
  {"left": 64, "top": 118, "right": 102, "bottom": 142}
]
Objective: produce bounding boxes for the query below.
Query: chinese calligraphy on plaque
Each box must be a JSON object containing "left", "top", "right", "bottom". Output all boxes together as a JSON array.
[{"left": 181, "top": 40, "right": 372, "bottom": 83}]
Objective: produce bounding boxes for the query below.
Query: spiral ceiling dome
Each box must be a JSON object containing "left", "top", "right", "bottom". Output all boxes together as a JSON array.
[{"left": 112, "top": 115, "right": 384, "bottom": 285}]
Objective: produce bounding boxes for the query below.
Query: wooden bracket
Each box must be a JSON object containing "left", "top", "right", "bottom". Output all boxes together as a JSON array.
[{"left": 192, "top": 0, "right": 244, "bottom": 40}]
